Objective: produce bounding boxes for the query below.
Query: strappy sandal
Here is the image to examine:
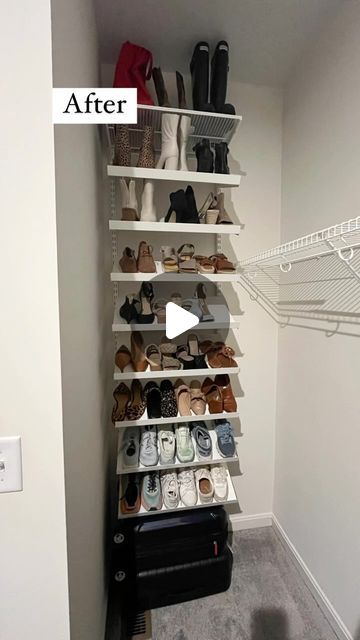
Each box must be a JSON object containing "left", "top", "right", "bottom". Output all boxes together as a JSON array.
[
  {"left": 176, "top": 345, "right": 195, "bottom": 370},
  {"left": 187, "top": 333, "right": 206, "bottom": 369},
  {"left": 171, "top": 292, "right": 182, "bottom": 305},
  {"left": 112, "top": 383, "right": 131, "bottom": 423},
  {"left": 210, "top": 253, "right": 236, "bottom": 274},
  {"left": 126, "top": 380, "right": 146, "bottom": 421},
  {"left": 198, "top": 192, "right": 215, "bottom": 223},
  {"left": 145, "top": 344, "right": 162, "bottom": 371},
  {"left": 177, "top": 244, "right": 197, "bottom": 273},
  {"left": 161, "top": 246, "right": 178, "bottom": 273},
  {"left": 201, "top": 378, "right": 223, "bottom": 414},
  {"left": 194, "top": 283, "right": 214, "bottom": 321},
  {"left": 162, "top": 354, "right": 182, "bottom": 370},
  {"left": 153, "top": 299, "right": 167, "bottom": 324},
  {"left": 190, "top": 380, "right": 206, "bottom": 415},
  {"left": 159, "top": 336, "right": 177, "bottom": 355},
  {"left": 194, "top": 255, "right": 216, "bottom": 274},
  {"left": 206, "top": 343, "right": 237, "bottom": 368},
  {"left": 175, "top": 379, "right": 191, "bottom": 416}
]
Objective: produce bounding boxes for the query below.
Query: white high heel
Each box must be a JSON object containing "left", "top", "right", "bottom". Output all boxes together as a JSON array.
[
  {"left": 156, "top": 113, "right": 180, "bottom": 170},
  {"left": 178, "top": 115, "right": 192, "bottom": 171},
  {"left": 119, "top": 178, "right": 139, "bottom": 221},
  {"left": 140, "top": 180, "right": 157, "bottom": 221}
]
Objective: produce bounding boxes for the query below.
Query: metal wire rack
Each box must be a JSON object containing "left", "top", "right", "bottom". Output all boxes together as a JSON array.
[
  {"left": 107, "top": 104, "right": 242, "bottom": 160},
  {"left": 239, "top": 217, "right": 360, "bottom": 336}
]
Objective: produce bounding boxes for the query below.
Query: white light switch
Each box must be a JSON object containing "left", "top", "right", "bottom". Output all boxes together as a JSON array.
[{"left": 0, "top": 436, "right": 23, "bottom": 493}]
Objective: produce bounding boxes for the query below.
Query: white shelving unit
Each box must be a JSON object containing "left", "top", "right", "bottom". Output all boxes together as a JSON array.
[
  {"left": 239, "top": 216, "right": 360, "bottom": 336},
  {"left": 118, "top": 467, "right": 238, "bottom": 519},
  {"left": 109, "top": 219, "right": 242, "bottom": 235},
  {"left": 108, "top": 165, "right": 244, "bottom": 188},
  {"left": 108, "top": 104, "right": 244, "bottom": 519},
  {"left": 112, "top": 300, "right": 241, "bottom": 332},
  {"left": 116, "top": 429, "right": 239, "bottom": 475},
  {"left": 114, "top": 361, "right": 241, "bottom": 381},
  {"left": 111, "top": 262, "right": 242, "bottom": 282},
  {"left": 114, "top": 405, "right": 241, "bottom": 429}
]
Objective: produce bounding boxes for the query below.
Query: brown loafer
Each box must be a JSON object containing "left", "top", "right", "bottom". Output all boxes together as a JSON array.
[
  {"left": 214, "top": 374, "right": 237, "bottom": 412},
  {"left": 201, "top": 377, "right": 223, "bottom": 414}
]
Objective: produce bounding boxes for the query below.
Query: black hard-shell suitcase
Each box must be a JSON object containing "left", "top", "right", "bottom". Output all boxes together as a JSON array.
[
  {"left": 112, "top": 506, "right": 228, "bottom": 571},
  {"left": 114, "top": 544, "right": 233, "bottom": 610}
]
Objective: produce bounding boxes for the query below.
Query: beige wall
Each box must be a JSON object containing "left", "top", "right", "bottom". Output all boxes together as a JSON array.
[
  {"left": 52, "top": 0, "right": 114, "bottom": 638},
  {"left": 275, "top": 3, "right": 360, "bottom": 636},
  {"left": 0, "top": 1, "right": 70, "bottom": 639}
]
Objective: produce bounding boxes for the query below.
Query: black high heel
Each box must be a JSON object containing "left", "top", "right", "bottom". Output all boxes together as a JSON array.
[
  {"left": 214, "top": 142, "right": 230, "bottom": 174},
  {"left": 137, "top": 283, "right": 155, "bottom": 324},
  {"left": 165, "top": 188, "right": 199, "bottom": 223},
  {"left": 119, "top": 294, "right": 139, "bottom": 324},
  {"left": 193, "top": 139, "right": 214, "bottom": 173}
]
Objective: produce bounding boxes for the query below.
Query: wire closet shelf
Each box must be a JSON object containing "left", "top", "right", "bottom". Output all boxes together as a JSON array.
[{"left": 239, "top": 217, "right": 360, "bottom": 337}]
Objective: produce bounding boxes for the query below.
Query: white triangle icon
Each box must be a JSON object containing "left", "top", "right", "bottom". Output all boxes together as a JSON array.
[{"left": 165, "top": 302, "right": 200, "bottom": 339}]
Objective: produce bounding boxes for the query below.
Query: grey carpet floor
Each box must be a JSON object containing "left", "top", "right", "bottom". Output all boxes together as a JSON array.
[{"left": 152, "top": 526, "right": 339, "bottom": 640}]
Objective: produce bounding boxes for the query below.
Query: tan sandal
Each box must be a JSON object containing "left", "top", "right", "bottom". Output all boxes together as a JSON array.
[
  {"left": 145, "top": 344, "right": 162, "bottom": 371},
  {"left": 201, "top": 378, "right": 223, "bottom": 414},
  {"left": 161, "top": 246, "right": 178, "bottom": 272},
  {"left": 210, "top": 253, "right": 236, "bottom": 274},
  {"left": 177, "top": 244, "right": 197, "bottom": 273},
  {"left": 194, "top": 255, "right": 216, "bottom": 274},
  {"left": 206, "top": 343, "right": 237, "bottom": 368},
  {"left": 153, "top": 299, "right": 167, "bottom": 324}
]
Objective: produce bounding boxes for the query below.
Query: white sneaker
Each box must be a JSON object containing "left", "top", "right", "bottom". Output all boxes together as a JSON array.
[
  {"left": 160, "top": 470, "right": 179, "bottom": 509},
  {"left": 178, "top": 468, "right": 197, "bottom": 507},
  {"left": 211, "top": 465, "right": 228, "bottom": 501},
  {"left": 122, "top": 427, "right": 140, "bottom": 467},
  {"left": 195, "top": 467, "right": 214, "bottom": 504},
  {"left": 139, "top": 425, "right": 158, "bottom": 467},
  {"left": 175, "top": 425, "right": 195, "bottom": 463},
  {"left": 158, "top": 426, "right": 176, "bottom": 465}
]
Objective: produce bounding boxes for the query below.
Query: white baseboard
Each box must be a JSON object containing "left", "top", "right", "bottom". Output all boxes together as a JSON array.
[
  {"left": 272, "top": 515, "right": 353, "bottom": 640},
  {"left": 230, "top": 512, "right": 273, "bottom": 531}
]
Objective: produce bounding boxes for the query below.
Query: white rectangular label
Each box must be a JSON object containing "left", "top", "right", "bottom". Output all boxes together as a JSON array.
[{"left": 53, "top": 88, "right": 137, "bottom": 124}]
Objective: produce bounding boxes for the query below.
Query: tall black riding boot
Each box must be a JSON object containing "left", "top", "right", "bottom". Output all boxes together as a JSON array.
[
  {"left": 190, "top": 42, "right": 215, "bottom": 112},
  {"left": 193, "top": 139, "right": 214, "bottom": 173},
  {"left": 215, "top": 142, "right": 230, "bottom": 174},
  {"left": 210, "top": 41, "right": 236, "bottom": 115}
]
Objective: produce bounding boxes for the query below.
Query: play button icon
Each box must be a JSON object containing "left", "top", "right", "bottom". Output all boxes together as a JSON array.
[{"left": 165, "top": 302, "right": 200, "bottom": 340}]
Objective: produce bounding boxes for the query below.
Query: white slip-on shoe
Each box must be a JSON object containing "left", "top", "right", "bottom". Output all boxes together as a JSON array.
[
  {"left": 158, "top": 426, "right": 176, "bottom": 465},
  {"left": 139, "top": 425, "right": 158, "bottom": 467},
  {"left": 211, "top": 465, "right": 229, "bottom": 502},
  {"left": 160, "top": 470, "right": 180, "bottom": 509},
  {"left": 178, "top": 468, "right": 197, "bottom": 507},
  {"left": 195, "top": 467, "right": 214, "bottom": 504},
  {"left": 122, "top": 427, "right": 140, "bottom": 468},
  {"left": 175, "top": 425, "right": 195, "bottom": 463}
]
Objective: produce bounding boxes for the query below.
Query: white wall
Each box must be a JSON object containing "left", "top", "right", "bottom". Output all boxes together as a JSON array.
[
  {"left": 52, "top": 1, "right": 114, "bottom": 638},
  {"left": 0, "top": 2, "right": 70, "bottom": 639},
  {"left": 275, "top": 3, "right": 360, "bottom": 636}
]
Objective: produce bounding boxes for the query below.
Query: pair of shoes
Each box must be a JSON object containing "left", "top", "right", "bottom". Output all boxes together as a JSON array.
[
  {"left": 115, "top": 330, "right": 158, "bottom": 373},
  {"left": 114, "top": 125, "right": 156, "bottom": 169},
  {"left": 119, "top": 177, "right": 156, "bottom": 222},
  {"left": 164, "top": 185, "right": 199, "bottom": 223},
  {"left": 112, "top": 380, "right": 146, "bottom": 423},
  {"left": 120, "top": 472, "right": 162, "bottom": 514},
  {"left": 160, "top": 467, "right": 198, "bottom": 508},
  {"left": 119, "top": 283, "right": 154, "bottom": 324},
  {"left": 193, "top": 139, "right": 230, "bottom": 174},
  {"left": 201, "top": 375, "right": 237, "bottom": 413},
  {"left": 198, "top": 191, "right": 233, "bottom": 225},
  {"left": 119, "top": 241, "right": 156, "bottom": 273},
  {"left": 152, "top": 69, "right": 192, "bottom": 171},
  {"left": 202, "top": 341, "right": 238, "bottom": 368},
  {"left": 190, "top": 41, "right": 235, "bottom": 114},
  {"left": 175, "top": 378, "right": 206, "bottom": 416}
]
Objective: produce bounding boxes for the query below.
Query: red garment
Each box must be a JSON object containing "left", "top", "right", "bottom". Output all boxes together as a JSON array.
[{"left": 113, "top": 41, "right": 154, "bottom": 105}]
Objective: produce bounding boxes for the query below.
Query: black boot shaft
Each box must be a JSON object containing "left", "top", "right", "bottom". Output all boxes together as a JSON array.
[
  {"left": 190, "top": 42, "right": 215, "bottom": 112},
  {"left": 215, "top": 142, "right": 230, "bottom": 174},
  {"left": 210, "top": 41, "right": 236, "bottom": 115}
]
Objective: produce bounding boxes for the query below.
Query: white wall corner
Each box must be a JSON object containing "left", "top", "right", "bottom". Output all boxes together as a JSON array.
[
  {"left": 272, "top": 515, "right": 353, "bottom": 640},
  {"left": 230, "top": 512, "right": 273, "bottom": 531}
]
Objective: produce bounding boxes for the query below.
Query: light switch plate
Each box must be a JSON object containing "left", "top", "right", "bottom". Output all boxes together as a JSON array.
[{"left": 0, "top": 436, "right": 23, "bottom": 493}]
